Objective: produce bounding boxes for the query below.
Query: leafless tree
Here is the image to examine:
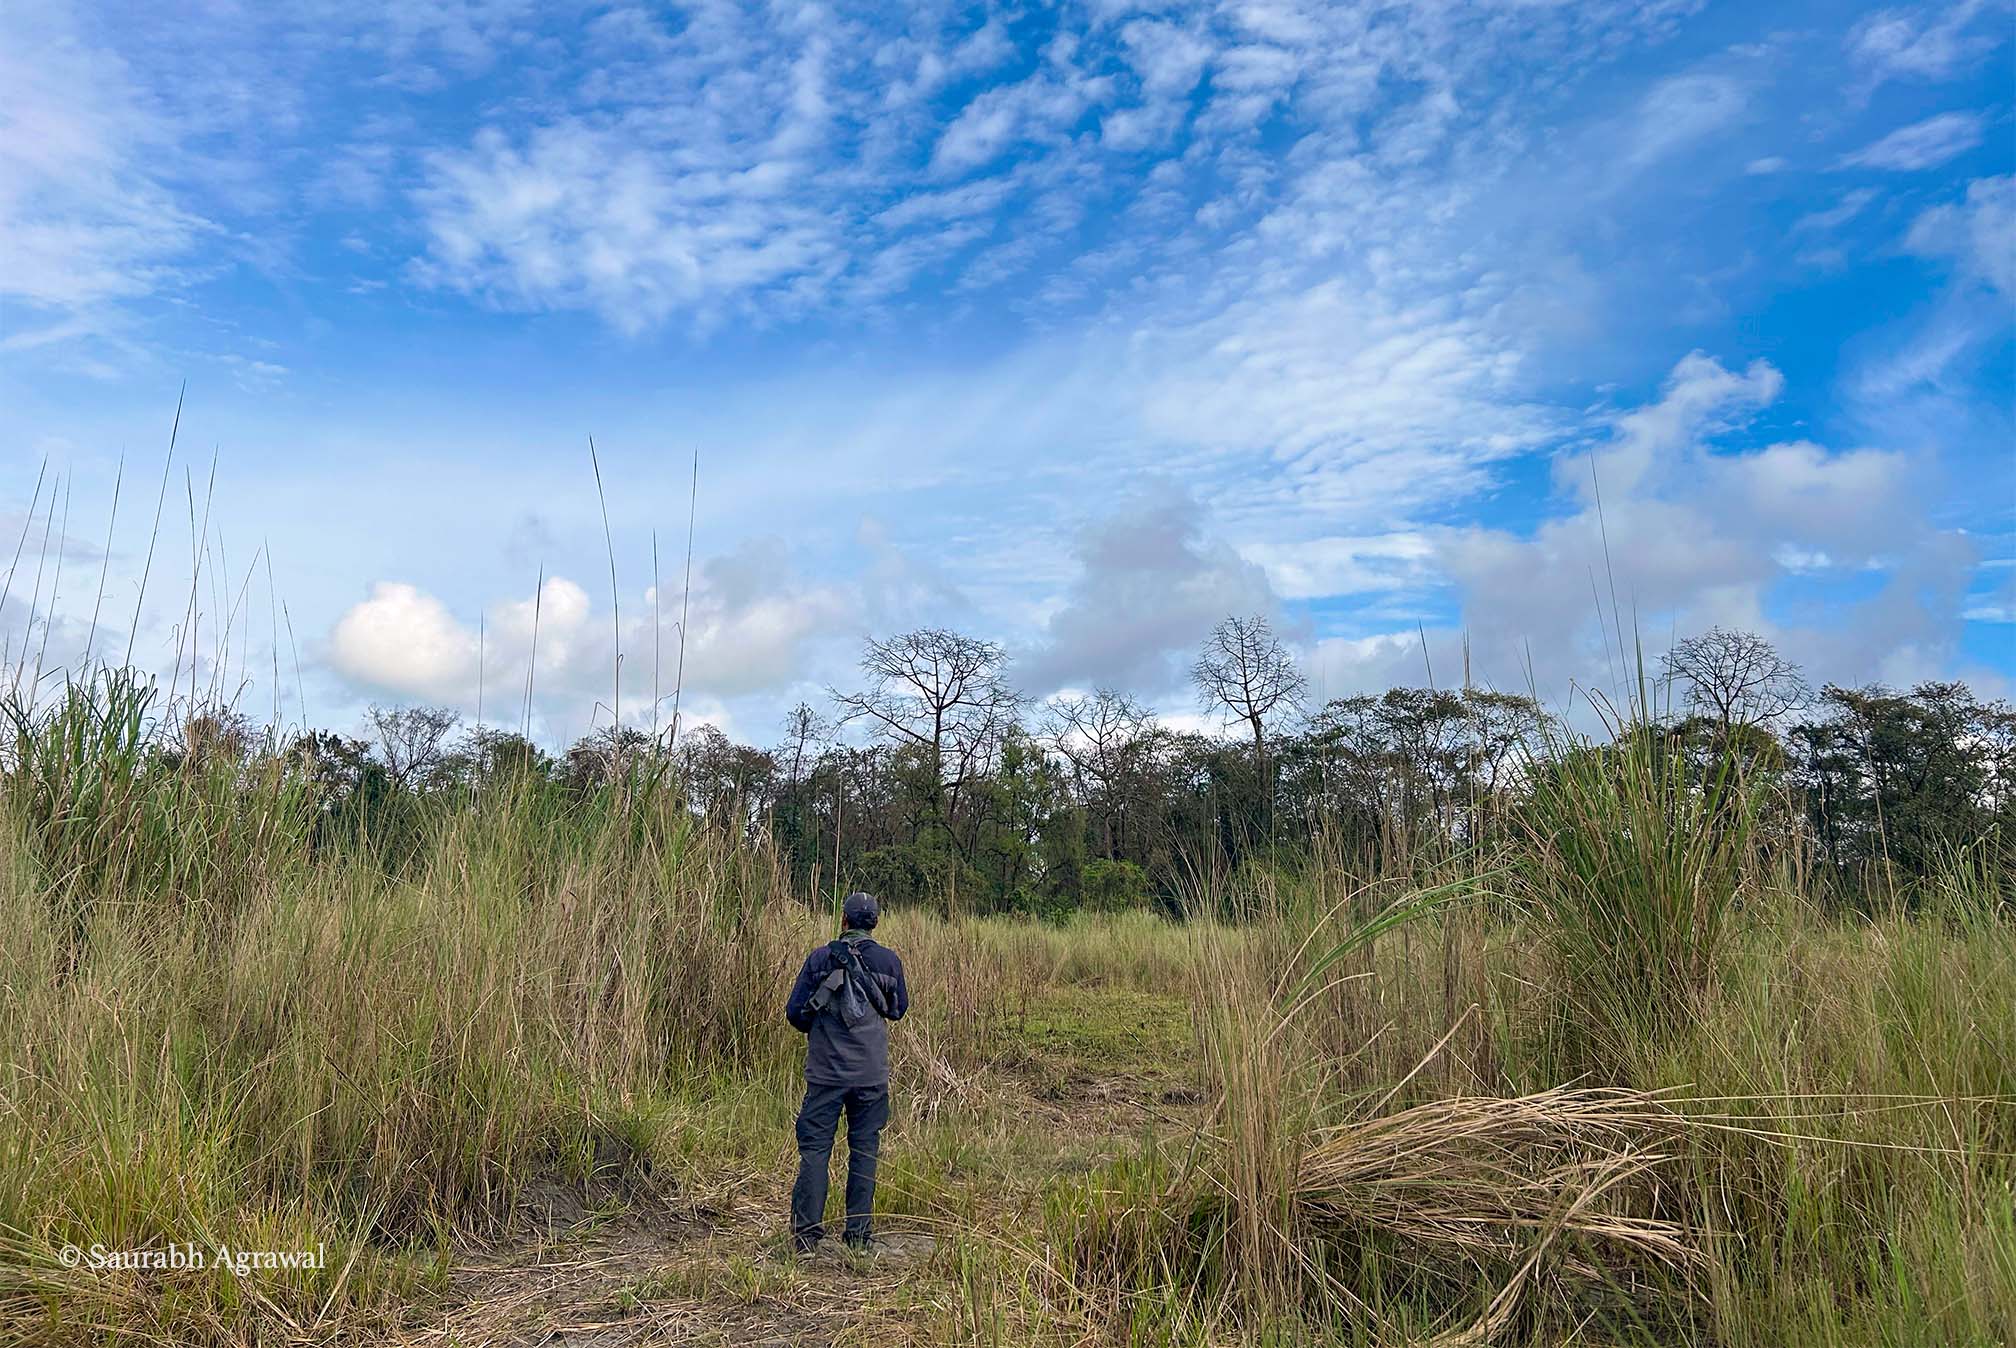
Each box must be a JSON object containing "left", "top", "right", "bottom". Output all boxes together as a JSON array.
[
  {"left": 1662, "top": 627, "right": 1809, "bottom": 737},
  {"left": 831, "top": 628, "right": 1022, "bottom": 831},
  {"left": 366, "top": 704, "right": 460, "bottom": 792},
  {"left": 1044, "top": 688, "right": 1157, "bottom": 858},
  {"left": 1192, "top": 615, "right": 1306, "bottom": 768},
  {"left": 779, "top": 701, "right": 831, "bottom": 787},
  {"left": 563, "top": 723, "right": 654, "bottom": 792}
]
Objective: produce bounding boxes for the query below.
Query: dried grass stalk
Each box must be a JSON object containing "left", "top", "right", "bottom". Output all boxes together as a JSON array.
[{"left": 1296, "top": 1086, "right": 1710, "bottom": 1344}]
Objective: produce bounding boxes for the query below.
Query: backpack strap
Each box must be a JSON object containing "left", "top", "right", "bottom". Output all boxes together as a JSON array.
[
  {"left": 851, "top": 946, "right": 890, "bottom": 1018},
  {"left": 834, "top": 939, "right": 891, "bottom": 1018}
]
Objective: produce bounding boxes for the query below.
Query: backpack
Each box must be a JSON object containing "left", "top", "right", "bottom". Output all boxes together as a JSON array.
[{"left": 806, "top": 939, "right": 889, "bottom": 1028}]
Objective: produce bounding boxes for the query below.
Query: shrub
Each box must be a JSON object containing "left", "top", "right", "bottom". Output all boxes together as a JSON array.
[
  {"left": 855, "top": 840, "right": 986, "bottom": 915},
  {"left": 1081, "top": 857, "right": 1151, "bottom": 912}
]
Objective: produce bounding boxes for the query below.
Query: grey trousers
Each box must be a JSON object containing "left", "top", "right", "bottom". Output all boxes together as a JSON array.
[{"left": 789, "top": 1081, "right": 889, "bottom": 1246}]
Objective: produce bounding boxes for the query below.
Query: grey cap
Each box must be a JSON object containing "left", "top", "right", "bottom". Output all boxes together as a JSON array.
[{"left": 842, "top": 891, "right": 880, "bottom": 930}]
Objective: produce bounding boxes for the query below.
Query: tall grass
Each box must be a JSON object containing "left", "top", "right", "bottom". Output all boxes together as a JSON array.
[
  {"left": 0, "top": 674, "right": 823, "bottom": 1342},
  {"left": 0, "top": 675, "right": 2008, "bottom": 1346},
  {"left": 1512, "top": 716, "right": 1762, "bottom": 1074},
  {"left": 1053, "top": 720, "right": 2015, "bottom": 1346},
  {"left": 1, "top": 671, "right": 316, "bottom": 926},
  {"left": 0, "top": 672, "right": 1125, "bottom": 1344}
]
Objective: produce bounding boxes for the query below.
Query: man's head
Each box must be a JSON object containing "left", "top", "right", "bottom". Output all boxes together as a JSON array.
[{"left": 841, "top": 891, "right": 880, "bottom": 932}]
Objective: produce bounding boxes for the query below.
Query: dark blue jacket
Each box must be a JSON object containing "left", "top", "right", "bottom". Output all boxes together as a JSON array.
[{"left": 785, "top": 932, "right": 908, "bottom": 1086}]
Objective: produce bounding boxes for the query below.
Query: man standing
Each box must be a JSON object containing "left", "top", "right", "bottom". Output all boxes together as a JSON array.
[{"left": 783, "top": 891, "right": 909, "bottom": 1254}]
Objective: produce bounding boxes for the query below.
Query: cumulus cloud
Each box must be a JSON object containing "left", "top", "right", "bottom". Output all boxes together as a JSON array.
[
  {"left": 1719, "top": 441, "right": 1912, "bottom": 559},
  {"left": 327, "top": 580, "right": 480, "bottom": 701},
  {"left": 1568, "top": 352, "right": 1782, "bottom": 501},
  {"left": 325, "top": 543, "right": 853, "bottom": 736},
  {"left": 1312, "top": 353, "right": 1971, "bottom": 709},
  {"left": 1018, "top": 486, "right": 1278, "bottom": 699},
  {"left": 1840, "top": 111, "right": 1985, "bottom": 171}
]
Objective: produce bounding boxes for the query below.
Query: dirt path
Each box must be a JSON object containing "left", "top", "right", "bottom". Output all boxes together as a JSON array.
[
  {"left": 389, "top": 992, "right": 1200, "bottom": 1346},
  {"left": 388, "top": 1167, "right": 948, "bottom": 1346}
]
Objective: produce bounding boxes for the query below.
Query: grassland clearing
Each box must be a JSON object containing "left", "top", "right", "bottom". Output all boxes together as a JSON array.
[{"left": 0, "top": 671, "right": 2010, "bottom": 1345}]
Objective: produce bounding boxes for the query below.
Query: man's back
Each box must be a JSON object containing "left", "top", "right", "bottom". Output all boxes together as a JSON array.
[{"left": 785, "top": 932, "right": 909, "bottom": 1086}]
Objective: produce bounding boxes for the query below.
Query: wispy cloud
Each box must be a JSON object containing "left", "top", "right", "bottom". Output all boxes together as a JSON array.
[
  {"left": 0, "top": 4, "right": 206, "bottom": 312},
  {"left": 1794, "top": 188, "right": 1880, "bottom": 232},
  {"left": 1841, "top": 111, "right": 1986, "bottom": 170},
  {"left": 1906, "top": 173, "right": 2015, "bottom": 294},
  {"left": 411, "top": 121, "right": 846, "bottom": 334},
  {"left": 1626, "top": 73, "right": 1751, "bottom": 168},
  {"left": 398, "top": 0, "right": 1708, "bottom": 334},
  {"left": 1847, "top": 0, "right": 2004, "bottom": 88}
]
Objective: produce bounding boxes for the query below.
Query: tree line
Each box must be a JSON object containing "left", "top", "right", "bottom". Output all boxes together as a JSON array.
[{"left": 173, "top": 621, "right": 2012, "bottom": 915}]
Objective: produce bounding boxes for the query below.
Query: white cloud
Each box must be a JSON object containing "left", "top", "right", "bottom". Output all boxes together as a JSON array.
[
  {"left": 328, "top": 580, "right": 480, "bottom": 701},
  {"left": 1128, "top": 278, "right": 1556, "bottom": 526},
  {"left": 10, "top": 0, "right": 2005, "bottom": 734},
  {"left": 1119, "top": 19, "right": 1212, "bottom": 98},
  {"left": 1840, "top": 111, "right": 1985, "bottom": 171},
  {"left": 0, "top": 0, "right": 559, "bottom": 342},
  {"left": 326, "top": 545, "right": 853, "bottom": 735},
  {"left": 1240, "top": 534, "right": 1435, "bottom": 601},
  {"left": 1793, "top": 188, "right": 1879, "bottom": 233},
  {"left": 1720, "top": 441, "right": 1912, "bottom": 562},
  {"left": 1906, "top": 174, "right": 2016, "bottom": 295},
  {"left": 1019, "top": 485, "right": 1278, "bottom": 698},
  {"left": 931, "top": 57, "right": 1111, "bottom": 175},
  {"left": 872, "top": 177, "right": 1018, "bottom": 230},
  {"left": 1848, "top": 174, "right": 2016, "bottom": 415},
  {"left": 1313, "top": 353, "right": 1972, "bottom": 708},
  {"left": 1773, "top": 545, "right": 1835, "bottom": 574},
  {"left": 390, "top": 0, "right": 1705, "bottom": 332},
  {"left": 1626, "top": 73, "right": 1749, "bottom": 167},
  {"left": 1847, "top": 1, "right": 2003, "bottom": 86},
  {"left": 0, "top": 4, "right": 205, "bottom": 312},
  {"left": 412, "top": 122, "right": 843, "bottom": 333},
  {"left": 1567, "top": 351, "right": 1782, "bottom": 501}
]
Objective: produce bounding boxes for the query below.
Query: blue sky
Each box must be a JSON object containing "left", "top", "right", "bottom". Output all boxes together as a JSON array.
[{"left": 1, "top": 0, "right": 2011, "bottom": 747}]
